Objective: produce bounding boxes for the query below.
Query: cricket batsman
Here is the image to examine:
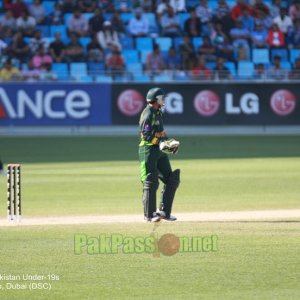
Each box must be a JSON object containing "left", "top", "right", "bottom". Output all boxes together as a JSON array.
[{"left": 138, "top": 87, "right": 180, "bottom": 222}]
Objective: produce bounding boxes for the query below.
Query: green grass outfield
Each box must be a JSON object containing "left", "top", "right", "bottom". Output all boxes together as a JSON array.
[{"left": 0, "top": 135, "right": 299, "bottom": 299}]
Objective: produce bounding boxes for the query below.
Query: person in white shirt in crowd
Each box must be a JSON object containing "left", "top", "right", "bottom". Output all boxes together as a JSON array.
[
  {"left": 169, "top": 0, "right": 186, "bottom": 13},
  {"left": 160, "top": 6, "right": 182, "bottom": 37},
  {"left": 16, "top": 11, "right": 36, "bottom": 37},
  {"left": 128, "top": 7, "right": 149, "bottom": 37},
  {"left": 0, "top": 10, "right": 17, "bottom": 37},
  {"left": 29, "top": 30, "right": 48, "bottom": 55},
  {"left": 273, "top": 7, "right": 293, "bottom": 33},
  {"left": 196, "top": 0, "right": 212, "bottom": 25},
  {"left": 29, "top": 0, "right": 46, "bottom": 25},
  {"left": 97, "top": 20, "right": 121, "bottom": 52},
  {"left": 67, "top": 7, "right": 88, "bottom": 37}
]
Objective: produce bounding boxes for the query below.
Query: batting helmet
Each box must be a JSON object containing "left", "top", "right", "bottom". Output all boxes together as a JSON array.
[{"left": 146, "top": 87, "right": 165, "bottom": 103}]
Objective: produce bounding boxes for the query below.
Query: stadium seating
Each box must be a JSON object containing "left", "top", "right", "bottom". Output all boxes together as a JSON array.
[
  {"left": 42, "top": 1, "right": 55, "bottom": 14},
  {"left": 237, "top": 61, "right": 254, "bottom": 78},
  {"left": 52, "top": 63, "right": 69, "bottom": 80},
  {"left": 136, "top": 37, "right": 153, "bottom": 52},
  {"left": 252, "top": 49, "right": 270, "bottom": 64},
  {"left": 70, "top": 63, "right": 87, "bottom": 79},
  {"left": 119, "top": 37, "right": 134, "bottom": 50},
  {"left": 123, "top": 50, "right": 139, "bottom": 64},
  {"left": 127, "top": 63, "right": 143, "bottom": 73},
  {"left": 88, "top": 62, "right": 105, "bottom": 75},
  {"left": 95, "top": 75, "right": 113, "bottom": 82},
  {"left": 134, "top": 74, "right": 151, "bottom": 82},
  {"left": 50, "top": 25, "right": 68, "bottom": 42},
  {"left": 290, "top": 49, "right": 300, "bottom": 63},
  {"left": 155, "top": 37, "right": 172, "bottom": 51},
  {"left": 271, "top": 49, "right": 289, "bottom": 62}
]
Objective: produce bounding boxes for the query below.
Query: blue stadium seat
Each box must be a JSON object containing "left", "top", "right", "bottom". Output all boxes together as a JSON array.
[
  {"left": 281, "top": 62, "right": 291, "bottom": 70},
  {"left": 155, "top": 37, "right": 172, "bottom": 51},
  {"left": 95, "top": 75, "right": 113, "bottom": 82},
  {"left": 206, "top": 62, "right": 216, "bottom": 69},
  {"left": 79, "top": 37, "right": 91, "bottom": 52},
  {"left": 120, "top": 13, "right": 134, "bottom": 25},
  {"left": 42, "top": 1, "right": 55, "bottom": 14},
  {"left": 83, "top": 13, "right": 93, "bottom": 21},
  {"left": 208, "top": 0, "right": 218, "bottom": 10},
  {"left": 70, "top": 63, "right": 87, "bottom": 78},
  {"left": 252, "top": 48, "right": 270, "bottom": 64},
  {"left": 140, "top": 50, "right": 151, "bottom": 64},
  {"left": 88, "top": 62, "right": 105, "bottom": 75},
  {"left": 193, "top": 37, "right": 203, "bottom": 50},
  {"left": 224, "top": 62, "right": 236, "bottom": 76},
  {"left": 174, "top": 37, "right": 183, "bottom": 50},
  {"left": 153, "top": 73, "right": 173, "bottom": 82},
  {"left": 64, "top": 13, "right": 72, "bottom": 25},
  {"left": 50, "top": 25, "right": 68, "bottom": 42},
  {"left": 136, "top": 37, "right": 153, "bottom": 51},
  {"left": 123, "top": 49, "right": 139, "bottom": 64},
  {"left": 80, "top": 75, "right": 94, "bottom": 82},
  {"left": 238, "top": 61, "right": 254, "bottom": 78},
  {"left": 134, "top": 74, "right": 151, "bottom": 82},
  {"left": 127, "top": 62, "right": 143, "bottom": 73},
  {"left": 119, "top": 36, "right": 134, "bottom": 49},
  {"left": 178, "top": 13, "right": 190, "bottom": 29},
  {"left": 271, "top": 49, "right": 288, "bottom": 62},
  {"left": 290, "top": 49, "right": 300, "bottom": 63},
  {"left": 52, "top": 63, "right": 69, "bottom": 80},
  {"left": 36, "top": 25, "right": 49, "bottom": 37},
  {"left": 144, "top": 13, "right": 158, "bottom": 34},
  {"left": 227, "top": 0, "right": 236, "bottom": 7}
]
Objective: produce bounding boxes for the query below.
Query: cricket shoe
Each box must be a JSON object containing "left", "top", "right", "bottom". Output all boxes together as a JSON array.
[
  {"left": 156, "top": 210, "right": 177, "bottom": 221},
  {"left": 145, "top": 213, "right": 161, "bottom": 223}
]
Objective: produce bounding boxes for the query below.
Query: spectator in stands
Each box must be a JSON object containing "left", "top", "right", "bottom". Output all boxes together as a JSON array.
[
  {"left": 49, "top": 32, "right": 66, "bottom": 63},
  {"left": 289, "top": 0, "right": 300, "bottom": 21},
  {"left": 128, "top": 7, "right": 149, "bottom": 38},
  {"left": 252, "top": 0, "right": 269, "bottom": 18},
  {"left": 89, "top": 8, "right": 105, "bottom": 36},
  {"left": 10, "top": 32, "right": 30, "bottom": 63},
  {"left": 160, "top": 6, "right": 181, "bottom": 37},
  {"left": 0, "top": 59, "right": 20, "bottom": 81},
  {"left": 0, "top": 39, "right": 8, "bottom": 57},
  {"left": 270, "top": 0, "right": 280, "bottom": 18},
  {"left": 191, "top": 55, "right": 212, "bottom": 80},
  {"left": 64, "top": 33, "right": 84, "bottom": 62},
  {"left": 184, "top": 8, "right": 202, "bottom": 37},
  {"left": 179, "top": 34, "right": 195, "bottom": 69},
  {"left": 60, "top": 0, "right": 76, "bottom": 14},
  {"left": 293, "top": 19, "right": 300, "bottom": 46},
  {"left": 40, "top": 64, "right": 57, "bottom": 81},
  {"left": 164, "top": 46, "right": 180, "bottom": 70},
  {"left": 29, "top": 30, "right": 47, "bottom": 55},
  {"left": 254, "top": 10, "right": 272, "bottom": 30},
  {"left": 97, "top": 20, "right": 121, "bottom": 52},
  {"left": 236, "top": 44, "right": 249, "bottom": 61},
  {"left": 289, "top": 57, "right": 300, "bottom": 79},
  {"left": 98, "top": 0, "right": 114, "bottom": 13},
  {"left": 216, "top": 0, "right": 230, "bottom": 18},
  {"left": 29, "top": 0, "right": 46, "bottom": 25},
  {"left": 216, "top": 35, "right": 235, "bottom": 61},
  {"left": 156, "top": 0, "right": 172, "bottom": 20},
  {"left": 197, "top": 35, "right": 217, "bottom": 62},
  {"left": 111, "top": 11, "right": 126, "bottom": 37},
  {"left": 213, "top": 22, "right": 228, "bottom": 46},
  {"left": 285, "top": 24, "right": 295, "bottom": 47},
  {"left": 0, "top": 10, "right": 17, "bottom": 38},
  {"left": 169, "top": 0, "right": 186, "bottom": 13},
  {"left": 16, "top": 11, "right": 36, "bottom": 37},
  {"left": 145, "top": 43, "right": 165, "bottom": 76},
  {"left": 78, "top": 0, "right": 97, "bottom": 13},
  {"left": 273, "top": 8, "right": 293, "bottom": 33},
  {"left": 230, "top": 20, "right": 250, "bottom": 49},
  {"left": 87, "top": 34, "right": 105, "bottom": 62},
  {"left": 196, "top": 0, "right": 212, "bottom": 26},
  {"left": 231, "top": 0, "right": 251, "bottom": 21},
  {"left": 106, "top": 44, "right": 125, "bottom": 79},
  {"left": 11, "top": 0, "right": 28, "bottom": 19},
  {"left": 49, "top": 3, "right": 64, "bottom": 25},
  {"left": 21, "top": 60, "right": 41, "bottom": 81},
  {"left": 253, "top": 63, "right": 266, "bottom": 79},
  {"left": 239, "top": 8, "right": 255, "bottom": 32},
  {"left": 268, "top": 55, "right": 286, "bottom": 79},
  {"left": 212, "top": 11, "right": 235, "bottom": 37},
  {"left": 68, "top": 8, "right": 89, "bottom": 37},
  {"left": 267, "top": 23, "right": 285, "bottom": 47},
  {"left": 251, "top": 24, "right": 268, "bottom": 48},
  {"left": 205, "top": 21, "right": 217, "bottom": 40},
  {"left": 32, "top": 45, "right": 53, "bottom": 69},
  {"left": 214, "top": 57, "right": 233, "bottom": 79}
]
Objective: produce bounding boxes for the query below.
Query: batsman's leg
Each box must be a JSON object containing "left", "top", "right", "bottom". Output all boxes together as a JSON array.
[
  {"left": 139, "top": 146, "right": 160, "bottom": 222},
  {"left": 157, "top": 154, "right": 180, "bottom": 220}
]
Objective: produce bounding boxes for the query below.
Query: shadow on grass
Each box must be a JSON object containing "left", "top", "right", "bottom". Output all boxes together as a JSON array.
[{"left": 1, "top": 136, "right": 299, "bottom": 163}]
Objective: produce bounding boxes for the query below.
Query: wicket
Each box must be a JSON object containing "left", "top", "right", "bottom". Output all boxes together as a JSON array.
[{"left": 7, "top": 164, "right": 21, "bottom": 223}]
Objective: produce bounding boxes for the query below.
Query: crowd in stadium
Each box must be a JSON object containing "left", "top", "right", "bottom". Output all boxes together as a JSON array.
[{"left": 0, "top": 0, "right": 300, "bottom": 81}]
